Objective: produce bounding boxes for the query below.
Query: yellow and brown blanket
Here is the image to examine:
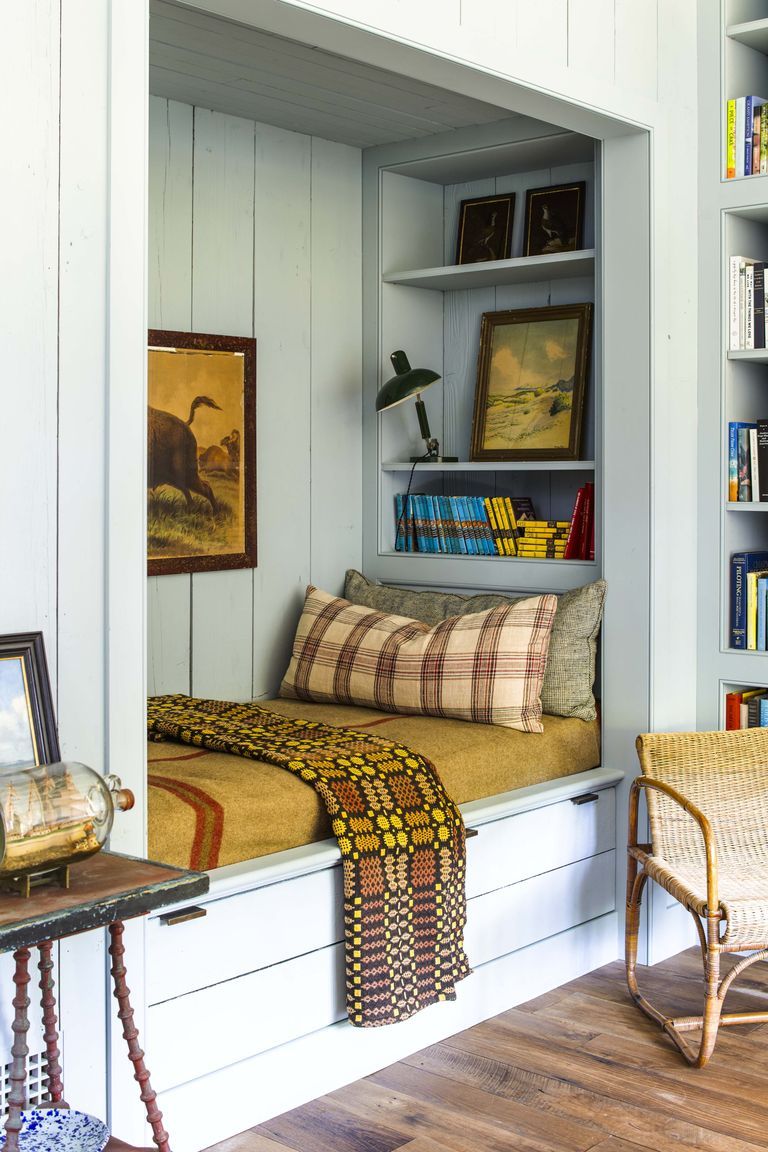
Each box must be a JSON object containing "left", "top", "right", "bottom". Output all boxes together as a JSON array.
[{"left": 147, "top": 694, "right": 470, "bottom": 1027}]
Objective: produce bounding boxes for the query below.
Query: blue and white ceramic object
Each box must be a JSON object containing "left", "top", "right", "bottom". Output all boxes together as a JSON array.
[{"left": 0, "top": 1108, "right": 109, "bottom": 1150}]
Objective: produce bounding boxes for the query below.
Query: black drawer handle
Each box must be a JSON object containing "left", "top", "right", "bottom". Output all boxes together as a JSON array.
[
  {"left": 571, "top": 792, "right": 600, "bottom": 806},
  {"left": 465, "top": 827, "right": 479, "bottom": 839},
  {"left": 159, "top": 906, "right": 207, "bottom": 927}
]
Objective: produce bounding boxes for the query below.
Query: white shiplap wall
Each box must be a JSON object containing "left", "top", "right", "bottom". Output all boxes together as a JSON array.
[{"left": 147, "top": 97, "right": 362, "bottom": 700}]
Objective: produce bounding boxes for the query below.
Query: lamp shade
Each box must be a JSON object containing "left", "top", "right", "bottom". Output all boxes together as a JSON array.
[{"left": 375, "top": 350, "right": 440, "bottom": 412}]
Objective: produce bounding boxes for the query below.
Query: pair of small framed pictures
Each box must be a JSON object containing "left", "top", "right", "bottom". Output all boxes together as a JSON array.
[{"left": 455, "top": 181, "right": 586, "bottom": 265}]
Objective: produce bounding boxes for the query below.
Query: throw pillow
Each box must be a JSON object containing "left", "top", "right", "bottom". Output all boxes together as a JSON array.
[
  {"left": 280, "top": 585, "right": 558, "bottom": 732},
  {"left": 343, "top": 570, "right": 605, "bottom": 722}
]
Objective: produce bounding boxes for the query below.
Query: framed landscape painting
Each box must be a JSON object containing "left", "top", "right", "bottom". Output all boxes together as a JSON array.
[
  {"left": 0, "top": 633, "right": 60, "bottom": 769},
  {"left": 147, "top": 330, "right": 257, "bottom": 576},
  {"left": 470, "top": 304, "right": 592, "bottom": 461}
]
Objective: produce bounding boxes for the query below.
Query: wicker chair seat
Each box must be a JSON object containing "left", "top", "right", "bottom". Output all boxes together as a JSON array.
[{"left": 644, "top": 849, "right": 768, "bottom": 948}]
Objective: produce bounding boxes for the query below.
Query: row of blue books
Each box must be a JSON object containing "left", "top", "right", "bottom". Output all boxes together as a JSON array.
[
  {"left": 730, "top": 549, "right": 768, "bottom": 649},
  {"left": 394, "top": 493, "right": 507, "bottom": 555}
]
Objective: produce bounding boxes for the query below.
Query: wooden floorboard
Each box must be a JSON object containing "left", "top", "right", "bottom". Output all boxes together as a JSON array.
[{"left": 204, "top": 949, "right": 768, "bottom": 1152}]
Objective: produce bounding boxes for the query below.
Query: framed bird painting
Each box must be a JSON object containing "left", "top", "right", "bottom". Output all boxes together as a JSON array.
[
  {"left": 523, "top": 181, "right": 587, "bottom": 257},
  {"left": 147, "top": 330, "right": 257, "bottom": 576}
]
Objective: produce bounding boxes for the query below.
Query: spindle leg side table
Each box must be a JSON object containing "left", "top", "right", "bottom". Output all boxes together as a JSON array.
[{"left": 0, "top": 852, "right": 208, "bottom": 1152}]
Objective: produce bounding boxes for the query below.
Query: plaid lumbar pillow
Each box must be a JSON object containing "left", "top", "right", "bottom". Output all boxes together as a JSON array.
[
  {"left": 343, "top": 570, "right": 606, "bottom": 722},
  {"left": 279, "top": 586, "right": 557, "bottom": 732}
]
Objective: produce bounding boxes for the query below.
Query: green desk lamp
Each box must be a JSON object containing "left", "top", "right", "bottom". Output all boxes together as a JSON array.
[{"left": 376, "top": 350, "right": 457, "bottom": 462}]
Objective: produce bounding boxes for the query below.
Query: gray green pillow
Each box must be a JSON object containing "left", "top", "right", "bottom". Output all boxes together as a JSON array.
[{"left": 343, "top": 570, "right": 605, "bottom": 722}]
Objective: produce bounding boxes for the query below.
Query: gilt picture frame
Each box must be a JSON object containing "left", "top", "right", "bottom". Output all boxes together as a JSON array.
[
  {"left": 470, "top": 304, "right": 593, "bottom": 462},
  {"left": 147, "top": 330, "right": 257, "bottom": 576},
  {"left": 0, "top": 633, "right": 60, "bottom": 769},
  {"left": 455, "top": 193, "right": 515, "bottom": 265},
  {"left": 523, "top": 181, "right": 586, "bottom": 257}
]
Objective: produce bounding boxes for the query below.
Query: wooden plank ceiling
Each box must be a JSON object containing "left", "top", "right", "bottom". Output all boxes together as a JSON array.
[{"left": 149, "top": 1, "right": 515, "bottom": 148}]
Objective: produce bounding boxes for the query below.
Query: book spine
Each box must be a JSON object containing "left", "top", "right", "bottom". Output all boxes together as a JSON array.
[
  {"left": 563, "top": 487, "right": 585, "bottom": 559},
  {"left": 579, "top": 482, "right": 594, "bottom": 560},
  {"left": 744, "top": 96, "right": 754, "bottom": 175},
  {"left": 748, "top": 570, "right": 759, "bottom": 649},
  {"left": 761, "top": 697, "right": 768, "bottom": 726},
  {"left": 456, "top": 496, "right": 474, "bottom": 555},
  {"left": 440, "top": 495, "right": 457, "bottom": 554},
  {"left": 754, "top": 105, "right": 762, "bottom": 174},
  {"left": 730, "top": 256, "right": 742, "bottom": 350},
  {"left": 747, "top": 263, "right": 755, "bottom": 348},
  {"left": 762, "top": 104, "right": 768, "bottom": 174},
  {"left": 725, "top": 691, "right": 743, "bottom": 730},
  {"left": 448, "top": 497, "right": 467, "bottom": 555},
  {"left": 491, "top": 497, "right": 511, "bottom": 555},
  {"left": 473, "top": 497, "right": 494, "bottom": 555},
  {"left": 729, "top": 422, "right": 740, "bottom": 501},
  {"left": 731, "top": 553, "right": 747, "bottom": 648},
  {"left": 736, "top": 97, "right": 746, "bottom": 180},
  {"left": 468, "top": 496, "right": 488, "bottom": 555},
  {"left": 759, "top": 576, "right": 768, "bottom": 650},
  {"left": 428, "top": 494, "right": 445, "bottom": 553},
  {"left": 738, "top": 426, "right": 753, "bottom": 501},
  {"left": 394, "top": 493, "right": 405, "bottom": 552},
  {"left": 483, "top": 497, "right": 504, "bottom": 556},
  {"left": 502, "top": 496, "right": 519, "bottom": 555},
  {"left": 751, "top": 425, "right": 761, "bottom": 500},
  {"left": 755, "top": 263, "right": 767, "bottom": 349},
  {"left": 727, "top": 98, "right": 737, "bottom": 178},
  {"left": 758, "top": 420, "right": 768, "bottom": 501},
  {"left": 747, "top": 686, "right": 764, "bottom": 723}
]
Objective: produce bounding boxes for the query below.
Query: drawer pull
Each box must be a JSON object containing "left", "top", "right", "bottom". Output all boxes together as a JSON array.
[
  {"left": 465, "top": 827, "right": 479, "bottom": 839},
  {"left": 571, "top": 792, "right": 600, "bottom": 806},
  {"left": 159, "top": 906, "right": 207, "bottom": 927}
]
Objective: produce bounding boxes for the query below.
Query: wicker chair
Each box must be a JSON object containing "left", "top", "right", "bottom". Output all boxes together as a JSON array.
[{"left": 626, "top": 727, "right": 768, "bottom": 1067}]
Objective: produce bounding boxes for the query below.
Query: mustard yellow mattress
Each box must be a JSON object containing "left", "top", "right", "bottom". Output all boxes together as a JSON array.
[{"left": 147, "top": 699, "right": 600, "bottom": 871}]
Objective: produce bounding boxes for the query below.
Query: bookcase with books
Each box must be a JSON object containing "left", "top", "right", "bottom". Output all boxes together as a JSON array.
[
  {"left": 700, "top": 2, "right": 768, "bottom": 725},
  {"left": 361, "top": 117, "right": 599, "bottom": 595}
]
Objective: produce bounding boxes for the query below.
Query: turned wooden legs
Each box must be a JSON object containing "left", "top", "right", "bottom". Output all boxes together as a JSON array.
[
  {"left": 4, "top": 948, "right": 31, "bottom": 1151},
  {"left": 38, "top": 941, "right": 65, "bottom": 1106},
  {"left": 108, "top": 921, "right": 170, "bottom": 1152}
]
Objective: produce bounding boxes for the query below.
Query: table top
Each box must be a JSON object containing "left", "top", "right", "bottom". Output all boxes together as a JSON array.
[{"left": 0, "top": 852, "right": 209, "bottom": 953}]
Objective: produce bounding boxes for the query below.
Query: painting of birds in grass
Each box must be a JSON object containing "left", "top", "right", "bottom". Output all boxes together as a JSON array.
[{"left": 147, "top": 331, "right": 257, "bottom": 575}]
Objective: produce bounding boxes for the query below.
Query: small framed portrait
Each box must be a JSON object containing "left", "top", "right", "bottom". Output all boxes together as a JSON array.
[
  {"left": 523, "top": 181, "right": 587, "bottom": 257},
  {"left": 470, "top": 303, "right": 593, "bottom": 461},
  {"left": 148, "top": 330, "right": 257, "bottom": 576},
  {"left": 455, "top": 193, "right": 515, "bottom": 265},
  {"left": 0, "top": 633, "right": 60, "bottom": 769}
]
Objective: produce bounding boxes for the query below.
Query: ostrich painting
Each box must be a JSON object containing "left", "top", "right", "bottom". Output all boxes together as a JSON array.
[{"left": 148, "top": 395, "right": 222, "bottom": 511}]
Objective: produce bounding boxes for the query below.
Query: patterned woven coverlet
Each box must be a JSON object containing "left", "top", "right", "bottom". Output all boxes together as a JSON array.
[{"left": 147, "top": 695, "right": 471, "bottom": 1026}]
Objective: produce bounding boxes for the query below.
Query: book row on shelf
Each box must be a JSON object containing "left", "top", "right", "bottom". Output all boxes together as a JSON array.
[
  {"left": 393, "top": 483, "right": 594, "bottom": 560},
  {"left": 729, "top": 256, "right": 767, "bottom": 350},
  {"left": 726, "top": 96, "right": 768, "bottom": 179},
  {"left": 729, "top": 550, "right": 768, "bottom": 649},
  {"left": 728, "top": 420, "right": 768, "bottom": 501},
  {"left": 725, "top": 686, "right": 768, "bottom": 729}
]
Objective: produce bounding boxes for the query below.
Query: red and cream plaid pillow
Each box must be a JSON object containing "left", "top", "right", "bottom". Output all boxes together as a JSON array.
[{"left": 279, "top": 586, "right": 558, "bottom": 732}]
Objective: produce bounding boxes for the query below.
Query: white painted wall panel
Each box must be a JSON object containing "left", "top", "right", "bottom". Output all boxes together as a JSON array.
[
  {"left": 190, "top": 108, "right": 256, "bottom": 699},
  {"left": 615, "top": 0, "right": 659, "bottom": 100},
  {"left": 147, "top": 101, "right": 363, "bottom": 700},
  {"left": 309, "top": 138, "right": 363, "bottom": 594},
  {"left": 567, "top": 0, "right": 614, "bottom": 84}
]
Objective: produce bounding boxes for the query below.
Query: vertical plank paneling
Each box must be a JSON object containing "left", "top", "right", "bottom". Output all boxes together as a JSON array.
[
  {"left": 0, "top": 1, "right": 59, "bottom": 648},
  {"left": 615, "top": 0, "right": 659, "bottom": 100},
  {"left": 310, "top": 138, "right": 363, "bottom": 595},
  {"left": 460, "top": 0, "right": 518, "bottom": 42},
  {"left": 191, "top": 109, "right": 256, "bottom": 698},
  {"left": 251, "top": 121, "right": 312, "bottom": 698},
  {"left": 517, "top": 0, "right": 568, "bottom": 69},
  {"left": 567, "top": 0, "right": 614, "bottom": 83},
  {"left": 147, "top": 95, "right": 194, "bottom": 695}
]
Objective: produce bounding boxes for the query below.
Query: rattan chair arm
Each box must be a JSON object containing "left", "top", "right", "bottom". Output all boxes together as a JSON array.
[{"left": 632, "top": 776, "right": 719, "bottom": 913}]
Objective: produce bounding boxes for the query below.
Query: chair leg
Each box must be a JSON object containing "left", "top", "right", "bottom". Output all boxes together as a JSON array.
[{"left": 625, "top": 869, "right": 725, "bottom": 1068}]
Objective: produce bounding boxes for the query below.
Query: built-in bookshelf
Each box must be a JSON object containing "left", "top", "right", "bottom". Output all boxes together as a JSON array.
[
  {"left": 362, "top": 118, "right": 599, "bottom": 594},
  {"left": 701, "top": 2, "right": 768, "bottom": 726}
]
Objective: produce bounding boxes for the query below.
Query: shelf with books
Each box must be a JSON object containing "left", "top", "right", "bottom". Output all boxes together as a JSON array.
[
  {"left": 723, "top": 681, "right": 768, "bottom": 729},
  {"left": 382, "top": 250, "right": 595, "bottom": 293},
  {"left": 727, "top": 501, "right": 768, "bottom": 510}
]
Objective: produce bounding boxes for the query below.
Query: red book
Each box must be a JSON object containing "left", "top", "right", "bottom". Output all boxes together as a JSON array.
[
  {"left": 725, "top": 691, "right": 743, "bottom": 731},
  {"left": 578, "top": 482, "right": 594, "bottom": 560},
  {"left": 563, "top": 486, "right": 585, "bottom": 559}
]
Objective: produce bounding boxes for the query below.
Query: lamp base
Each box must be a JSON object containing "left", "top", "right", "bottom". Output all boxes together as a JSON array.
[{"left": 410, "top": 455, "right": 459, "bottom": 463}]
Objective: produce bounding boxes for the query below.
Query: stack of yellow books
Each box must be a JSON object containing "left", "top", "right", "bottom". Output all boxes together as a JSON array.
[{"left": 516, "top": 520, "right": 571, "bottom": 559}]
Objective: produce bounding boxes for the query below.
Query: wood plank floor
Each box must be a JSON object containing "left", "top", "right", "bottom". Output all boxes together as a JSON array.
[{"left": 206, "top": 949, "right": 768, "bottom": 1152}]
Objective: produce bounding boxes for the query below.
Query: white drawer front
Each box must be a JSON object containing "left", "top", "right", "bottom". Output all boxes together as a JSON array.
[
  {"left": 465, "top": 849, "right": 616, "bottom": 967},
  {"left": 148, "top": 942, "right": 346, "bottom": 1092},
  {"left": 465, "top": 786, "right": 615, "bottom": 899},
  {"left": 146, "top": 865, "right": 343, "bottom": 1005}
]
